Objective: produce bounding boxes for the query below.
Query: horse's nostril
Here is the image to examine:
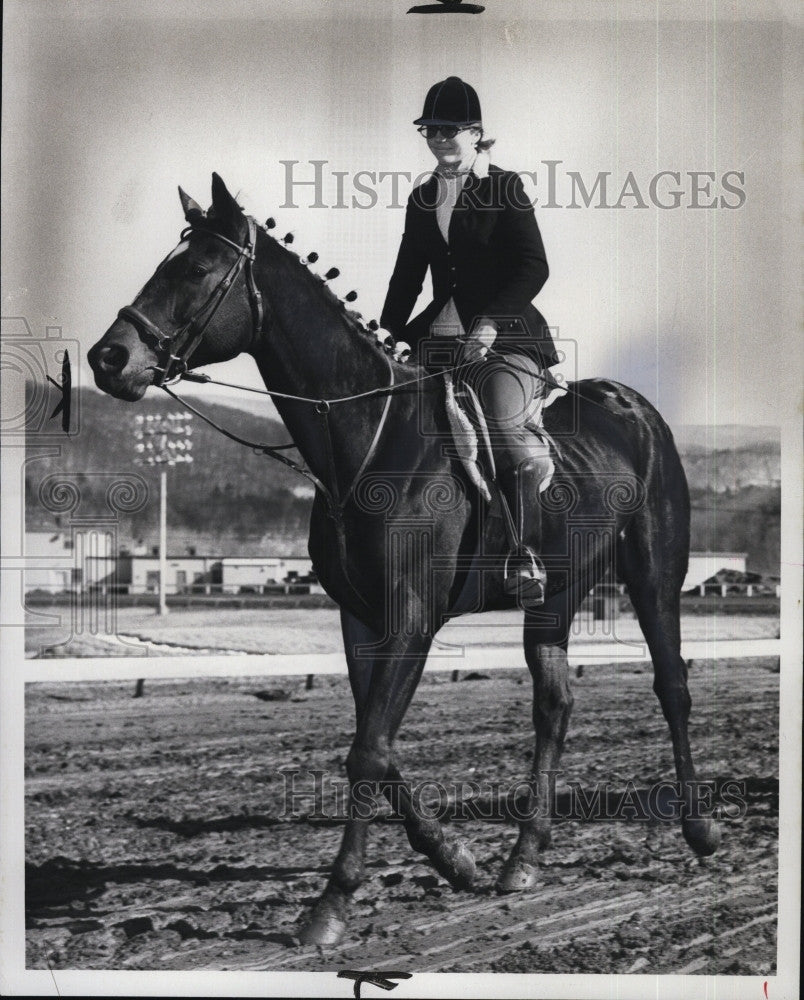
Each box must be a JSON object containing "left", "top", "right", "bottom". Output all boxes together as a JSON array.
[{"left": 98, "top": 344, "right": 129, "bottom": 373}]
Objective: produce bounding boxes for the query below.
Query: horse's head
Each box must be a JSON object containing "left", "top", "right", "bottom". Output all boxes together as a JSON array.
[{"left": 89, "top": 174, "right": 261, "bottom": 401}]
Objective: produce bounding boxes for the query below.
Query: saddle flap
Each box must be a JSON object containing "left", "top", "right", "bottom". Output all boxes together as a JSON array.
[
  {"left": 456, "top": 379, "right": 497, "bottom": 482},
  {"left": 443, "top": 374, "right": 493, "bottom": 503}
]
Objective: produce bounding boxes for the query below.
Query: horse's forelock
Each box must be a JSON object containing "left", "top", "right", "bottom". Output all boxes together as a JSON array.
[{"left": 201, "top": 195, "right": 247, "bottom": 242}]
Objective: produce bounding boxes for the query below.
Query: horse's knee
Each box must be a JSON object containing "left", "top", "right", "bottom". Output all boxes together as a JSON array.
[
  {"left": 346, "top": 739, "right": 391, "bottom": 785},
  {"left": 527, "top": 645, "right": 573, "bottom": 718},
  {"left": 537, "top": 681, "right": 574, "bottom": 722}
]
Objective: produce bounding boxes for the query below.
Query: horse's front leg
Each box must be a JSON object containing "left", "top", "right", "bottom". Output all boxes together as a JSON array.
[
  {"left": 298, "top": 606, "right": 475, "bottom": 945},
  {"left": 298, "top": 608, "right": 434, "bottom": 946},
  {"left": 383, "top": 759, "right": 476, "bottom": 890},
  {"left": 340, "top": 608, "right": 476, "bottom": 888}
]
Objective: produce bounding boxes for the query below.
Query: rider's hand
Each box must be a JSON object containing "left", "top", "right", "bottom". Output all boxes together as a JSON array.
[
  {"left": 456, "top": 338, "right": 488, "bottom": 365},
  {"left": 457, "top": 319, "right": 497, "bottom": 366}
]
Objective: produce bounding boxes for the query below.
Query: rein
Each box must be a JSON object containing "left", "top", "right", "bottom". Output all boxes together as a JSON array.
[
  {"left": 160, "top": 347, "right": 398, "bottom": 518},
  {"left": 159, "top": 347, "right": 565, "bottom": 509},
  {"left": 159, "top": 351, "right": 492, "bottom": 509}
]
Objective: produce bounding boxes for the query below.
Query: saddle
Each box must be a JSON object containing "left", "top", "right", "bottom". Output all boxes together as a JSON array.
[{"left": 442, "top": 372, "right": 556, "bottom": 504}]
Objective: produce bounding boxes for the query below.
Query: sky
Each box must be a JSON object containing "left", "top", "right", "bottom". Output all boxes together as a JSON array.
[{"left": 2, "top": 0, "right": 800, "bottom": 433}]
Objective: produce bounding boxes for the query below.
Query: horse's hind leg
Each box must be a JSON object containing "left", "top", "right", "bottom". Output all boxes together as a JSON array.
[
  {"left": 496, "top": 595, "right": 577, "bottom": 892},
  {"left": 617, "top": 517, "right": 721, "bottom": 857}
]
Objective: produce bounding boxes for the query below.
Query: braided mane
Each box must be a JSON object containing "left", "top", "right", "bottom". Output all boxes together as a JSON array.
[{"left": 197, "top": 201, "right": 396, "bottom": 352}]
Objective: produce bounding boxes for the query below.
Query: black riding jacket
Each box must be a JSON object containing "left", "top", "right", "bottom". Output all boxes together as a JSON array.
[{"left": 380, "top": 164, "right": 558, "bottom": 369}]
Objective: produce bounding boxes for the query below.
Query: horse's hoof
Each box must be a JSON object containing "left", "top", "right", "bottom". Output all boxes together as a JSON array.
[
  {"left": 297, "top": 900, "right": 348, "bottom": 946},
  {"left": 433, "top": 838, "right": 477, "bottom": 890},
  {"left": 682, "top": 816, "right": 721, "bottom": 857},
  {"left": 496, "top": 859, "right": 538, "bottom": 893}
]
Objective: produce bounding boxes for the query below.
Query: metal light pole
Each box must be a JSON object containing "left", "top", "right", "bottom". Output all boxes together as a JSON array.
[
  {"left": 158, "top": 468, "right": 168, "bottom": 615},
  {"left": 134, "top": 412, "right": 193, "bottom": 615}
]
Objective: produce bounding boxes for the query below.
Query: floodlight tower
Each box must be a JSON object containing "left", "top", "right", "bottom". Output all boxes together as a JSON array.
[{"left": 133, "top": 412, "right": 193, "bottom": 614}]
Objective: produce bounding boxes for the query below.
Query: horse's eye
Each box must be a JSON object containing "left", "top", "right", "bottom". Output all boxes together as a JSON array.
[{"left": 188, "top": 263, "right": 208, "bottom": 278}]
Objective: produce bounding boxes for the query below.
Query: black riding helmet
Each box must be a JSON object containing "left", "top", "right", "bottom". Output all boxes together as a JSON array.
[{"left": 413, "top": 76, "right": 482, "bottom": 126}]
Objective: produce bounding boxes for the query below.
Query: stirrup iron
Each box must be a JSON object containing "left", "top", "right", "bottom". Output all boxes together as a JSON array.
[{"left": 503, "top": 548, "right": 547, "bottom": 607}]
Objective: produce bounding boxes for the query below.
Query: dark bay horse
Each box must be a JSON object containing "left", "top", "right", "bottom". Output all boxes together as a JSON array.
[{"left": 89, "top": 174, "right": 720, "bottom": 945}]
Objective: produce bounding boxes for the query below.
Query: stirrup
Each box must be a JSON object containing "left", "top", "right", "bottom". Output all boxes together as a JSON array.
[{"left": 503, "top": 548, "right": 547, "bottom": 607}]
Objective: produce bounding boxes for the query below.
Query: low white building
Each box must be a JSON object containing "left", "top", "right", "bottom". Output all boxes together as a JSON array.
[
  {"left": 93, "top": 554, "right": 222, "bottom": 594},
  {"left": 85, "top": 552, "right": 322, "bottom": 595},
  {"left": 683, "top": 552, "right": 747, "bottom": 592},
  {"left": 24, "top": 530, "right": 113, "bottom": 593},
  {"left": 220, "top": 556, "right": 321, "bottom": 594}
]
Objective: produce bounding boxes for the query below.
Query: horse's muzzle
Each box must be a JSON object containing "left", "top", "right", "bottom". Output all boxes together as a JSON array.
[
  {"left": 89, "top": 341, "right": 129, "bottom": 377},
  {"left": 88, "top": 335, "right": 153, "bottom": 401}
]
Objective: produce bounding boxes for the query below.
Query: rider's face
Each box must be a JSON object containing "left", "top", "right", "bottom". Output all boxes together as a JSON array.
[{"left": 427, "top": 126, "right": 481, "bottom": 170}]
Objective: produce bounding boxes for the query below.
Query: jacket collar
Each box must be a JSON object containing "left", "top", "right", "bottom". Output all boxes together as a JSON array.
[
  {"left": 431, "top": 151, "right": 490, "bottom": 182},
  {"left": 471, "top": 152, "right": 490, "bottom": 178},
  {"left": 413, "top": 155, "right": 493, "bottom": 213}
]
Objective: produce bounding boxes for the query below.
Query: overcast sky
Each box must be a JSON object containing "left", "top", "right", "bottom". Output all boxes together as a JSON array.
[{"left": 2, "top": 0, "right": 800, "bottom": 433}]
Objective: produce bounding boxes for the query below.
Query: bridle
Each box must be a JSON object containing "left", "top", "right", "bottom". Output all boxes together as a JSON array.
[
  {"left": 115, "top": 210, "right": 397, "bottom": 615},
  {"left": 117, "top": 215, "right": 264, "bottom": 386},
  {"left": 115, "top": 211, "right": 396, "bottom": 534}
]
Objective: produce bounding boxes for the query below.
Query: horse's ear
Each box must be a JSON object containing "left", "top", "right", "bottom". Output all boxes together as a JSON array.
[
  {"left": 210, "top": 173, "right": 243, "bottom": 233},
  {"left": 178, "top": 187, "right": 205, "bottom": 223}
]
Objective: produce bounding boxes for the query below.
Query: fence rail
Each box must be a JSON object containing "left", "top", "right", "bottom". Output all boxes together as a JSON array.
[{"left": 25, "top": 580, "right": 781, "bottom": 603}]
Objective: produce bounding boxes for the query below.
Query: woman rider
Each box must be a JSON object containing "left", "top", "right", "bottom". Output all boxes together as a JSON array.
[{"left": 380, "top": 76, "right": 559, "bottom": 607}]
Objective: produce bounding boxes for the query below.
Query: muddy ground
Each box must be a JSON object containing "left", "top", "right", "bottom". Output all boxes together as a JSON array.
[{"left": 24, "top": 648, "right": 779, "bottom": 976}]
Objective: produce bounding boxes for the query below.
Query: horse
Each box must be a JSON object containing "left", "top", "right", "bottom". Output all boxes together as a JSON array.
[{"left": 89, "top": 173, "right": 720, "bottom": 945}]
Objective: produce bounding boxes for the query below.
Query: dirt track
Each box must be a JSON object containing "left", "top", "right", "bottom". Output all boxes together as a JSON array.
[
  {"left": 25, "top": 655, "right": 778, "bottom": 975},
  {"left": 26, "top": 604, "right": 780, "bottom": 658}
]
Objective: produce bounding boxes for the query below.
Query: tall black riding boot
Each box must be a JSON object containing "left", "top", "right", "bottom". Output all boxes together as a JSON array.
[{"left": 497, "top": 461, "right": 547, "bottom": 608}]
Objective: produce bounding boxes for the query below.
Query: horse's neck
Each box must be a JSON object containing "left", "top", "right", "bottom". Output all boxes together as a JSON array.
[{"left": 251, "top": 236, "right": 397, "bottom": 489}]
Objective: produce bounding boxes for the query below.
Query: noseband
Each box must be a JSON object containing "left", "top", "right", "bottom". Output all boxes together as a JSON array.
[{"left": 117, "top": 216, "right": 263, "bottom": 385}]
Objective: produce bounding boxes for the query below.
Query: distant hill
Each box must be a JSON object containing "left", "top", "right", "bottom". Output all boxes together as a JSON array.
[
  {"left": 674, "top": 424, "right": 782, "bottom": 576},
  {"left": 25, "top": 386, "right": 314, "bottom": 555},
  {"left": 681, "top": 446, "right": 780, "bottom": 493},
  {"left": 25, "top": 387, "right": 781, "bottom": 572},
  {"left": 673, "top": 424, "right": 780, "bottom": 453},
  {"left": 687, "top": 485, "right": 780, "bottom": 576},
  {"left": 672, "top": 426, "right": 780, "bottom": 575},
  {"left": 674, "top": 424, "right": 780, "bottom": 495}
]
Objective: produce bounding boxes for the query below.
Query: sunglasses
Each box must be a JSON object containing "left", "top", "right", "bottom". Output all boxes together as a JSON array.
[{"left": 417, "top": 124, "right": 477, "bottom": 140}]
